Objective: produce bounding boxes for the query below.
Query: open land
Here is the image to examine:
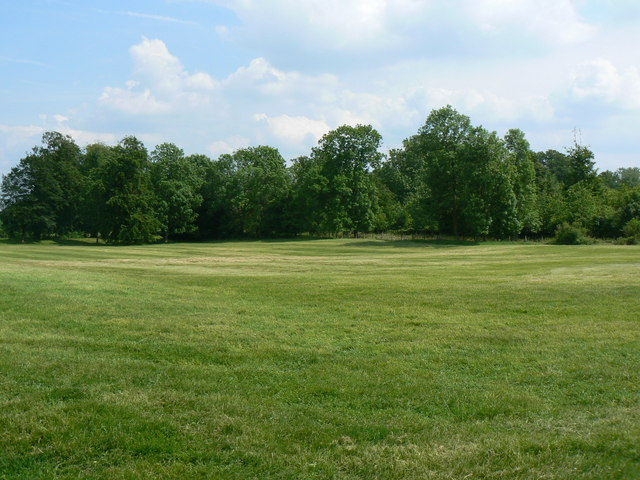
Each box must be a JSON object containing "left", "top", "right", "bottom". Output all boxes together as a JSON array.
[{"left": 0, "top": 239, "right": 638, "bottom": 479}]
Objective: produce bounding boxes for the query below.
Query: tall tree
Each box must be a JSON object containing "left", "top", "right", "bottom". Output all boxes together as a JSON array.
[
  {"left": 504, "top": 129, "right": 540, "bottom": 234},
  {"left": 196, "top": 155, "right": 236, "bottom": 238},
  {"left": 566, "top": 141, "right": 597, "bottom": 187},
  {"left": 415, "top": 106, "right": 473, "bottom": 237},
  {"left": 0, "top": 132, "right": 82, "bottom": 240},
  {"left": 311, "top": 124, "right": 382, "bottom": 236},
  {"left": 536, "top": 149, "right": 571, "bottom": 187},
  {"left": 614, "top": 186, "right": 640, "bottom": 229},
  {"left": 0, "top": 161, "right": 44, "bottom": 241},
  {"left": 224, "top": 146, "right": 292, "bottom": 237},
  {"left": 374, "top": 142, "right": 428, "bottom": 232},
  {"left": 80, "top": 143, "right": 115, "bottom": 240},
  {"left": 462, "top": 126, "right": 518, "bottom": 239},
  {"left": 91, "top": 137, "right": 159, "bottom": 244},
  {"left": 402, "top": 107, "right": 522, "bottom": 239},
  {"left": 290, "top": 155, "right": 325, "bottom": 235},
  {"left": 38, "top": 132, "right": 84, "bottom": 234},
  {"left": 151, "top": 143, "right": 204, "bottom": 242}
]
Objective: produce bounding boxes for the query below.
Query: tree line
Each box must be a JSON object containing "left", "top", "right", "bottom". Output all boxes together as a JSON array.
[{"left": 1, "top": 106, "right": 639, "bottom": 244}]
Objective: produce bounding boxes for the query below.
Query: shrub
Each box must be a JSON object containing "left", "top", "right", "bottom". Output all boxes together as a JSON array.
[
  {"left": 615, "top": 218, "right": 640, "bottom": 245},
  {"left": 614, "top": 236, "right": 638, "bottom": 245},
  {"left": 622, "top": 218, "right": 640, "bottom": 238},
  {"left": 554, "top": 222, "right": 593, "bottom": 245}
]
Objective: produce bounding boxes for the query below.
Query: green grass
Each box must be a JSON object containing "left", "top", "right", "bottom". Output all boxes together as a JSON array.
[{"left": 0, "top": 238, "right": 638, "bottom": 479}]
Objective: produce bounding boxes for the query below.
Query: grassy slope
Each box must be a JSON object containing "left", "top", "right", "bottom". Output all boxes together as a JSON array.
[{"left": 0, "top": 239, "right": 638, "bottom": 479}]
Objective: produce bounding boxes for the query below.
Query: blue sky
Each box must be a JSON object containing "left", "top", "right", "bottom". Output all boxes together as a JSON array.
[{"left": 1, "top": 0, "right": 640, "bottom": 176}]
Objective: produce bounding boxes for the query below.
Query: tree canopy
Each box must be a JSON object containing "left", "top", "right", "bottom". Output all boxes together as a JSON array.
[{"left": 1, "top": 107, "right": 638, "bottom": 243}]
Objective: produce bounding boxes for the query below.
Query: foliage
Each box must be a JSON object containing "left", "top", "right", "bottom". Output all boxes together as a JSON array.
[
  {"left": 290, "top": 155, "right": 326, "bottom": 234},
  {"left": 151, "top": 143, "right": 204, "bottom": 241},
  {"left": 310, "top": 124, "right": 382, "bottom": 235},
  {"left": 406, "top": 107, "right": 523, "bottom": 239},
  {"left": 565, "top": 141, "right": 597, "bottom": 187},
  {"left": 0, "top": 132, "right": 82, "bottom": 240},
  {"left": 600, "top": 167, "right": 640, "bottom": 189},
  {"left": 554, "top": 222, "right": 593, "bottom": 245},
  {"left": 414, "top": 106, "right": 472, "bottom": 237},
  {"left": 536, "top": 149, "right": 572, "bottom": 186},
  {"left": 195, "top": 155, "right": 237, "bottom": 238},
  {"left": 224, "top": 146, "right": 292, "bottom": 237},
  {"left": 0, "top": 109, "right": 635, "bottom": 243},
  {"left": 92, "top": 137, "right": 160, "bottom": 244},
  {"left": 622, "top": 217, "right": 640, "bottom": 239},
  {"left": 504, "top": 128, "right": 540, "bottom": 234},
  {"left": 615, "top": 186, "right": 640, "bottom": 227}
]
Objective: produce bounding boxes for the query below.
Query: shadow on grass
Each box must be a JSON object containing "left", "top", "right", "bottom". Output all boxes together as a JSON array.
[
  {"left": 342, "top": 239, "right": 481, "bottom": 248},
  {"left": 0, "top": 238, "right": 49, "bottom": 245},
  {"left": 186, "top": 235, "right": 336, "bottom": 245},
  {"left": 47, "top": 236, "right": 326, "bottom": 247},
  {"left": 2, "top": 236, "right": 482, "bottom": 249},
  {"left": 0, "top": 237, "right": 144, "bottom": 247},
  {"left": 52, "top": 238, "right": 105, "bottom": 246}
]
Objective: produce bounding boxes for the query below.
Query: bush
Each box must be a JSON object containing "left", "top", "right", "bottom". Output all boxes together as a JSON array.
[
  {"left": 615, "top": 218, "right": 640, "bottom": 245},
  {"left": 554, "top": 222, "right": 593, "bottom": 245},
  {"left": 614, "top": 236, "right": 638, "bottom": 245},
  {"left": 622, "top": 218, "right": 640, "bottom": 238}
]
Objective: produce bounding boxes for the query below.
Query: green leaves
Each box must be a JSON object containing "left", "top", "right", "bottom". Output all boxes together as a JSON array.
[
  {"left": 93, "top": 137, "right": 159, "bottom": 244},
  {"left": 308, "top": 124, "right": 382, "bottom": 235},
  {"left": 1, "top": 112, "right": 637, "bottom": 243},
  {"left": 151, "top": 143, "right": 204, "bottom": 241},
  {"left": 0, "top": 132, "right": 82, "bottom": 240}
]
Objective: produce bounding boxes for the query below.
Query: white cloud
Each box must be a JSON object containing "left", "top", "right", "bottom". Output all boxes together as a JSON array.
[
  {"left": 407, "top": 86, "right": 555, "bottom": 125},
  {"left": 198, "top": 0, "right": 596, "bottom": 70},
  {"left": 0, "top": 124, "right": 45, "bottom": 148},
  {"left": 99, "top": 37, "right": 218, "bottom": 115},
  {"left": 53, "top": 114, "right": 70, "bottom": 124},
  {"left": 470, "top": 0, "right": 594, "bottom": 45},
  {"left": 99, "top": 87, "right": 171, "bottom": 115},
  {"left": 337, "top": 91, "right": 416, "bottom": 129},
  {"left": 220, "top": 0, "right": 396, "bottom": 50},
  {"left": 0, "top": 118, "right": 120, "bottom": 173},
  {"left": 223, "top": 57, "right": 338, "bottom": 104},
  {"left": 254, "top": 113, "right": 330, "bottom": 148},
  {"left": 28, "top": 114, "right": 119, "bottom": 146},
  {"left": 187, "top": 72, "right": 217, "bottom": 90},
  {"left": 91, "top": 36, "right": 571, "bottom": 161},
  {"left": 209, "top": 136, "right": 250, "bottom": 156},
  {"left": 571, "top": 58, "right": 640, "bottom": 109},
  {"left": 225, "top": 57, "right": 287, "bottom": 85},
  {"left": 129, "top": 37, "right": 217, "bottom": 93},
  {"left": 7, "top": 0, "right": 628, "bottom": 176}
]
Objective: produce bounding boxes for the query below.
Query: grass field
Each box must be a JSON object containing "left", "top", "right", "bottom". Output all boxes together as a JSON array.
[{"left": 0, "top": 238, "right": 638, "bottom": 479}]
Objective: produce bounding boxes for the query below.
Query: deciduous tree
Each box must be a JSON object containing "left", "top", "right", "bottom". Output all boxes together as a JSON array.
[
  {"left": 311, "top": 124, "right": 382, "bottom": 236},
  {"left": 92, "top": 137, "right": 159, "bottom": 244},
  {"left": 151, "top": 143, "right": 204, "bottom": 242}
]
